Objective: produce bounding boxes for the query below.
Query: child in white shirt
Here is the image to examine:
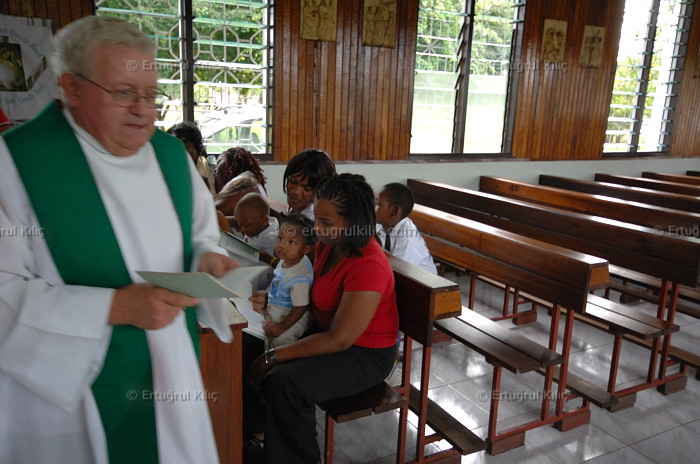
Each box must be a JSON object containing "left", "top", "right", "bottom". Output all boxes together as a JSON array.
[
  {"left": 375, "top": 182, "right": 438, "bottom": 275},
  {"left": 233, "top": 192, "right": 279, "bottom": 257}
]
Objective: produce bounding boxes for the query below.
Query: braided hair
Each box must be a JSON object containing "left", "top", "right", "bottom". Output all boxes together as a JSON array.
[
  {"left": 315, "top": 173, "right": 377, "bottom": 256},
  {"left": 215, "top": 147, "right": 267, "bottom": 193}
]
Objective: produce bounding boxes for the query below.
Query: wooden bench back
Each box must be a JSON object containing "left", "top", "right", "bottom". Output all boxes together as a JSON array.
[
  {"left": 643, "top": 172, "right": 700, "bottom": 186},
  {"left": 595, "top": 173, "right": 700, "bottom": 197},
  {"left": 409, "top": 204, "right": 609, "bottom": 314},
  {"left": 407, "top": 179, "right": 700, "bottom": 287},
  {"left": 539, "top": 175, "right": 700, "bottom": 213},
  {"left": 388, "top": 254, "right": 462, "bottom": 346},
  {"left": 479, "top": 176, "right": 700, "bottom": 237}
]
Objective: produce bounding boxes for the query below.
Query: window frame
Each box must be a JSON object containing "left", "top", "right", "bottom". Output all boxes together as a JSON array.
[{"left": 410, "top": 0, "right": 523, "bottom": 157}]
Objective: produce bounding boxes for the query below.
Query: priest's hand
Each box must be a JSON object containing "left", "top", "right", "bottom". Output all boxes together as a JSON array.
[
  {"left": 109, "top": 283, "right": 200, "bottom": 330},
  {"left": 197, "top": 251, "right": 240, "bottom": 277}
]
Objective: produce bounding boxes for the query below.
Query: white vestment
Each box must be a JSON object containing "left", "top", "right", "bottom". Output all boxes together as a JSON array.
[{"left": 0, "top": 109, "right": 232, "bottom": 464}]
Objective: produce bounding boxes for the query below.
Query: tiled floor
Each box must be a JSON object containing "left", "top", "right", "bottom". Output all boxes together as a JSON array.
[{"left": 317, "top": 272, "right": 700, "bottom": 464}]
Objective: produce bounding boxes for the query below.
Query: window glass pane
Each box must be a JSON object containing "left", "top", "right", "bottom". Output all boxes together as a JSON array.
[
  {"left": 638, "top": 0, "right": 683, "bottom": 152},
  {"left": 411, "top": 0, "right": 514, "bottom": 154},
  {"left": 605, "top": 0, "right": 686, "bottom": 153},
  {"left": 604, "top": 0, "right": 653, "bottom": 153},
  {"left": 411, "top": 1, "right": 463, "bottom": 153},
  {"left": 463, "top": 0, "right": 514, "bottom": 153}
]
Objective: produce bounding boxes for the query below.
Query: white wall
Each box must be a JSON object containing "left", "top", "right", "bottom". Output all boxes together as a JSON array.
[{"left": 261, "top": 157, "right": 700, "bottom": 206}]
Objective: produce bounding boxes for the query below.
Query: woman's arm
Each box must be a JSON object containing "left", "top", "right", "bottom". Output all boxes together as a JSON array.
[
  {"left": 247, "top": 290, "right": 381, "bottom": 389},
  {"left": 280, "top": 290, "right": 381, "bottom": 357}
]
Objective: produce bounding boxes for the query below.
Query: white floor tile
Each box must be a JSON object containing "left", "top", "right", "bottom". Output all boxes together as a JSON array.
[
  {"left": 631, "top": 426, "right": 700, "bottom": 463},
  {"left": 589, "top": 402, "right": 680, "bottom": 444},
  {"left": 583, "top": 446, "right": 658, "bottom": 464}
]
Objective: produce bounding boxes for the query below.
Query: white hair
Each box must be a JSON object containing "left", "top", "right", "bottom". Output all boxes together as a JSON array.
[{"left": 50, "top": 15, "right": 155, "bottom": 77}]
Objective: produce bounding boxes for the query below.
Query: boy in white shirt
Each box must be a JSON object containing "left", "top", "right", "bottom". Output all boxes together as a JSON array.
[{"left": 375, "top": 182, "right": 438, "bottom": 275}]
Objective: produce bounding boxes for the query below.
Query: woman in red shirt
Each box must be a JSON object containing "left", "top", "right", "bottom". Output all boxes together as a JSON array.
[{"left": 247, "top": 173, "right": 399, "bottom": 463}]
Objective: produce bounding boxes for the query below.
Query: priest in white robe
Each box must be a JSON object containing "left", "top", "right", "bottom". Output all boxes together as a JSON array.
[{"left": 0, "top": 16, "right": 238, "bottom": 464}]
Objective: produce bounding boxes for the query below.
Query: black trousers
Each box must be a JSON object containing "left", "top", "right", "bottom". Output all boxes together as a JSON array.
[{"left": 256, "top": 343, "right": 396, "bottom": 464}]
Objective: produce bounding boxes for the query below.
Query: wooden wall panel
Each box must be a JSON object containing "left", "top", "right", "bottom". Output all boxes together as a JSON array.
[
  {"left": 0, "top": 0, "right": 93, "bottom": 31},
  {"left": 511, "top": 0, "right": 624, "bottom": 160},
  {"left": 4, "top": 0, "right": 698, "bottom": 160},
  {"left": 670, "top": 5, "right": 700, "bottom": 157},
  {"left": 272, "top": 0, "right": 418, "bottom": 161}
]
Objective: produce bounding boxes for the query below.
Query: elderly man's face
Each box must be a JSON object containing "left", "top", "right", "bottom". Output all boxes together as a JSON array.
[{"left": 63, "top": 44, "right": 158, "bottom": 157}]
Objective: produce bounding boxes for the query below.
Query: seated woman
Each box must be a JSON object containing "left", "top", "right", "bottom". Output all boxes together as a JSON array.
[
  {"left": 214, "top": 146, "right": 267, "bottom": 194},
  {"left": 167, "top": 121, "right": 215, "bottom": 194},
  {"left": 282, "top": 148, "right": 336, "bottom": 221},
  {"left": 246, "top": 173, "right": 399, "bottom": 464}
]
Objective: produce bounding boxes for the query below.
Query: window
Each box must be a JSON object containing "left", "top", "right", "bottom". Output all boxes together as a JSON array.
[
  {"left": 96, "top": 0, "right": 272, "bottom": 154},
  {"left": 411, "top": 0, "right": 520, "bottom": 154},
  {"left": 605, "top": 0, "right": 692, "bottom": 153}
]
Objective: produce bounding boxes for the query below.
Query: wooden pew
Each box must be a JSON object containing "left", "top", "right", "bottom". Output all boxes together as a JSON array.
[
  {"left": 595, "top": 173, "right": 700, "bottom": 197},
  {"left": 539, "top": 174, "right": 700, "bottom": 213},
  {"left": 643, "top": 172, "right": 700, "bottom": 186},
  {"left": 480, "top": 176, "right": 700, "bottom": 237},
  {"left": 409, "top": 204, "right": 607, "bottom": 454},
  {"left": 407, "top": 179, "right": 698, "bottom": 403},
  {"left": 321, "top": 254, "right": 485, "bottom": 464},
  {"left": 479, "top": 176, "right": 700, "bottom": 318},
  {"left": 199, "top": 304, "right": 249, "bottom": 464}
]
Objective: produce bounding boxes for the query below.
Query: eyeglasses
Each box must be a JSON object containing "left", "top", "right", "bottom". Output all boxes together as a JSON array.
[{"left": 76, "top": 73, "right": 168, "bottom": 109}]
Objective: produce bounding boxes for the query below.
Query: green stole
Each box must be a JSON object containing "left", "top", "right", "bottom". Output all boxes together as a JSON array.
[{"left": 4, "top": 101, "right": 200, "bottom": 464}]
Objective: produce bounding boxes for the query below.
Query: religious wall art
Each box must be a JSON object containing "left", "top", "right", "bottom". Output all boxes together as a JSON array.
[
  {"left": 362, "top": 0, "right": 397, "bottom": 48},
  {"left": 0, "top": 42, "right": 27, "bottom": 91},
  {"left": 0, "top": 15, "right": 59, "bottom": 121},
  {"left": 300, "top": 0, "right": 338, "bottom": 42},
  {"left": 580, "top": 25, "right": 605, "bottom": 69},
  {"left": 541, "top": 19, "right": 567, "bottom": 64}
]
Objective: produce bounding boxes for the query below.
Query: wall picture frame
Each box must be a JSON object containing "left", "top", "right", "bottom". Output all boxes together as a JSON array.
[
  {"left": 300, "top": 0, "right": 338, "bottom": 42},
  {"left": 542, "top": 19, "right": 567, "bottom": 64},
  {"left": 580, "top": 25, "right": 605, "bottom": 69},
  {"left": 362, "top": 0, "right": 397, "bottom": 48}
]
